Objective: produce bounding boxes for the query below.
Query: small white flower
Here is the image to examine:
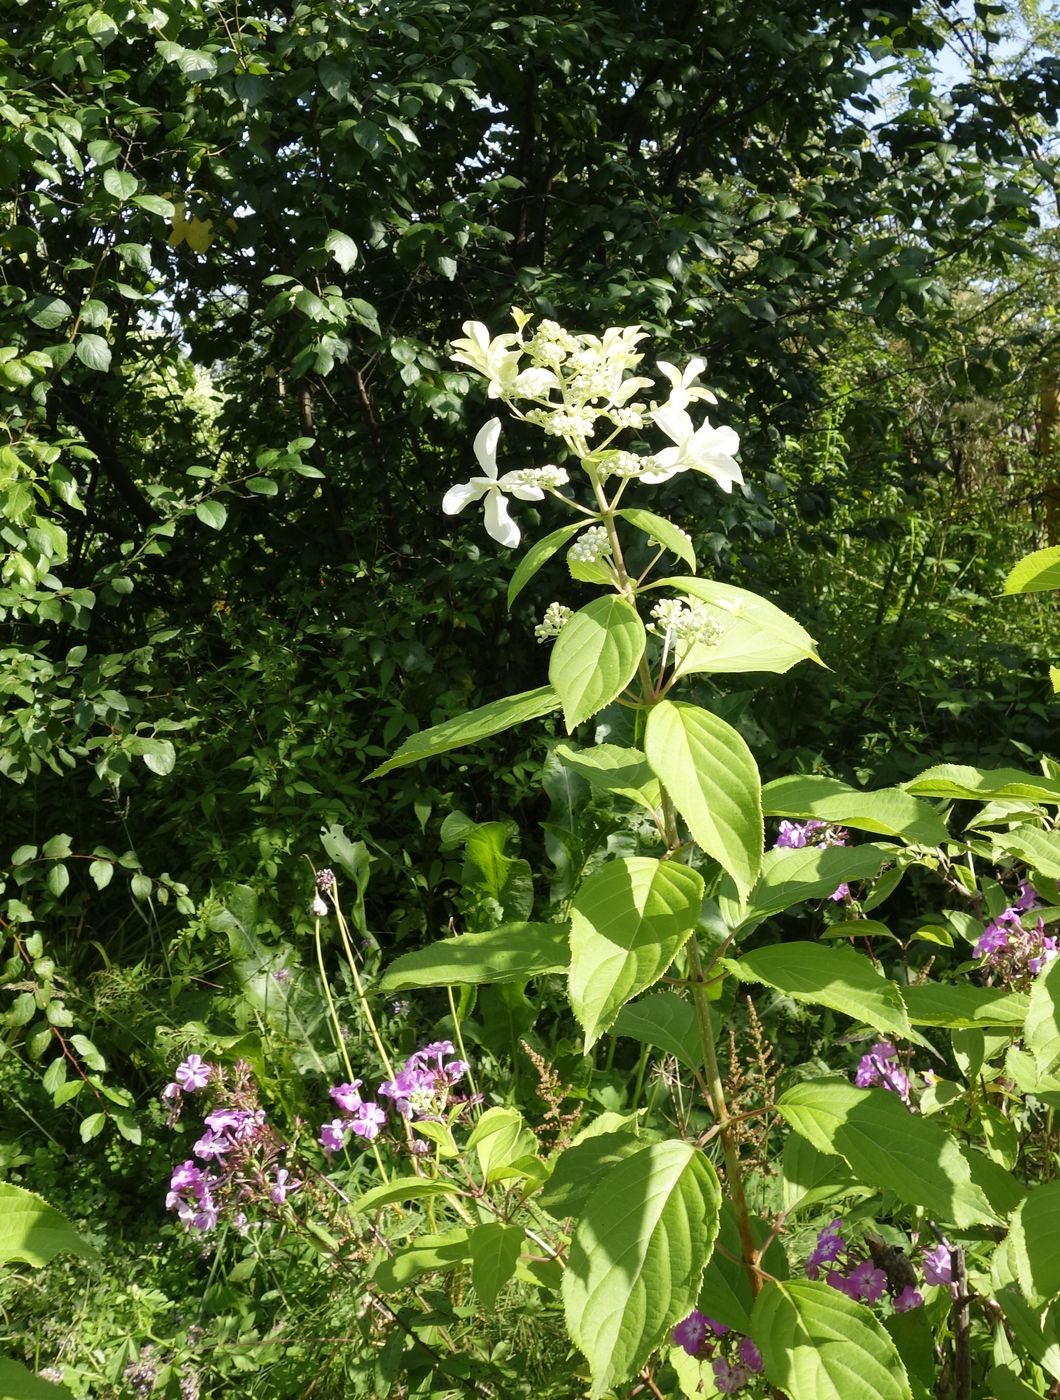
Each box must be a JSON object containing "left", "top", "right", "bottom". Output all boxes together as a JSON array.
[
  {"left": 569, "top": 525, "right": 611, "bottom": 564},
  {"left": 643, "top": 404, "right": 743, "bottom": 492},
  {"left": 450, "top": 321, "right": 522, "bottom": 398},
  {"left": 656, "top": 357, "right": 718, "bottom": 411},
  {"left": 534, "top": 602, "right": 573, "bottom": 643},
  {"left": 441, "top": 418, "right": 544, "bottom": 548}
]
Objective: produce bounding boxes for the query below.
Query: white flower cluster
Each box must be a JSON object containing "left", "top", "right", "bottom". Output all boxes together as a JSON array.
[
  {"left": 534, "top": 601, "right": 574, "bottom": 643},
  {"left": 524, "top": 406, "right": 598, "bottom": 441},
  {"left": 509, "top": 464, "right": 570, "bottom": 490},
  {"left": 649, "top": 597, "right": 723, "bottom": 647},
  {"left": 594, "top": 450, "right": 658, "bottom": 480},
  {"left": 569, "top": 525, "right": 612, "bottom": 564},
  {"left": 527, "top": 320, "right": 579, "bottom": 362}
]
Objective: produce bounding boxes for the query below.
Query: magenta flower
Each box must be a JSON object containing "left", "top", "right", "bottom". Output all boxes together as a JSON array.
[
  {"left": 806, "top": 1219, "right": 845, "bottom": 1279},
  {"left": 192, "top": 1130, "right": 230, "bottom": 1161},
  {"left": 174, "top": 1055, "right": 212, "bottom": 1092},
  {"left": 712, "top": 1357, "right": 751, "bottom": 1393},
  {"left": 329, "top": 1081, "right": 364, "bottom": 1115},
  {"left": 894, "top": 1285, "right": 923, "bottom": 1312},
  {"left": 671, "top": 1309, "right": 710, "bottom": 1357},
  {"left": 855, "top": 1043, "right": 911, "bottom": 1104},
  {"left": 922, "top": 1242, "right": 953, "bottom": 1287},
  {"left": 738, "top": 1336, "right": 763, "bottom": 1372},
  {"left": 270, "top": 1168, "right": 301, "bottom": 1205},
  {"left": 319, "top": 1118, "right": 348, "bottom": 1155},
  {"left": 349, "top": 1101, "right": 387, "bottom": 1141}
]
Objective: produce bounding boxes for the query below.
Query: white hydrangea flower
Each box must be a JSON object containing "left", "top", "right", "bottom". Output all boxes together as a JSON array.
[
  {"left": 534, "top": 601, "right": 573, "bottom": 643},
  {"left": 569, "top": 525, "right": 611, "bottom": 564},
  {"left": 655, "top": 357, "right": 718, "bottom": 412},
  {"left": 450, "top": 321, "right": 522, "bottom": 398},
  {"left": 442, "top": 418, "right": 544, "bottom": 548},
  {"left": 643, "top": 403, "right": 743, "bottom": 492}
]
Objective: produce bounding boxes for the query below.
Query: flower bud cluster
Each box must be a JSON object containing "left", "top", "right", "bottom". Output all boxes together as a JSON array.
[
  {"left": 163, "top": 1058, "right": 298, "bottom": 1234},
  {"left": 508, "top": 464, "right": 570, "bottom": 490},
  {"left": 569, "top": 525, "right": 611, "bottom": 565},
  {"left": 649, "top": 597, "right": 723, "bottom": 647},
  {"left": 534, "top": 602, "right": 573, "bottom": 643},
  {"left": 527, "top": 319, "right": 579, "bottom": 363},
  {"left": 319, "top": 1040, "right": 469, "bottom": 1156},
  {"left": 670, "top": 1311, "right": 763, "bottom": 1392},
  {"left": 594, "top": 450, "right": 657, "bottom": 480},
  {"left": 524, "top": 406, "right": 598, "bottom": 441}
]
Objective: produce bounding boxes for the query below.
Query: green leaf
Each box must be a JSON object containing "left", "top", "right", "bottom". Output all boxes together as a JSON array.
[
  {"left": 1026, "top": 956, "right": 1060, "bottom": 1077},
  {"left": 904, "top": 765, "right": 1060, "bottom": 804},
  {"left": 617, "top": 509, "right": 696, "bottom": 570},
  {"left": 131, "top": 193, "right": 175, "bottom": 217},
  {"left": 994, "top": 825, "right": 1060, "bottom": 879},
  {"left": 367, "top": 685, "right": 560, "bottom": 778},
  {"left": 776, "top": 1078, "right": 1002, "bottom": 1226},
  {"left": 552, "top": 741, "right": 660, "bottom": 812},
  {"left": 763, "top": 775, "right": 948, "bottom": 845},
  {"left": 729, "top": 845, "right": 892, "bottom": 931},
  {"left": 46, "top": 863, "right": 69, "bottom": 897},
  {"left": 469, "top": 1222, "right": 525, "bottom": 1307},
  {"left": 902, "top": 983, "right": 1028, "bottom": 1028},
  {"left": 1010, "top": 1180, "right": 1060, "bottom": 1304},
  {"left": 562, "top": 1140, "right": 720, "bottom": 1397},
  {"left": 42, "top": 833, "right": 71, "bottom": 859},
  {"left": 88, "top": 859, "right": 113, "bottom": 891},
  {"left": 1003, "top": 546, "right": 1060, "bottom": 595},
  {"left": 726, "top": 943, "right": 918, "bottom": 1043},
  {"left": 195, "top": 500, "right": 227, "bottom": 530},
  {"left": 611, "top": 991, "right": 704, "bottom": 1069},
  {"left": 373, "top": 1230, "right": 470, "bottom": 1292},
  {"left": 74, "top": 335, "right": 111, "bottom": 373},
  {"left": 25, "top": 296, "right": 73, "bottom": 330},
  {"left": 549, "top": 596, "right": 645, "bottom": 732},
  {"left": 644, "top": 700, "right": 762, "bottom": 899},
  {"left": 752, "top": 1279, "right": 912, "bottom": 1400},
  {"left": 380, "top": 922, "right": 569, "bottom": 990},
  {"left": 353, "top": 1177, "right": 462, "bottom": 1214},
  {"left": 506, "top": 522, "right": 583, "bottom": 608},
  {"left": 140, "top": 739, "right": 176, "bottom": 776},
  {"left": 655, "top": 576, "right": 822, "bottom": 675},
  {"left": 467, "top": 1107, "right": 538, "bottom": 1185},
  {"left": 0, "top": 1357, "right": 73, "bottom": 1398},
  {"left": 569, "top": 856, "right": 703, "bottom": 1050},
  {"left": 79, "top": 1112, "right": 106, "bottom": 1143},
  {"left": 324, "top": 229, "right": 358, "bottom": 272},
  {"left": 102, "top": 168, "right": 137, "bottom": 201},
  {"left": 0, "top": 1184, "right": 96, "bottom": 1266},
  {"left": 538, "top": 1132, "right": 648, "bottom": 1221},
  {"left": 700, "top": 1201, "right": 789, "bottom": 1333}
]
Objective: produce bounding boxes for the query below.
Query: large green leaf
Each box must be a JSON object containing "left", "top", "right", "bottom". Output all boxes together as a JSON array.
[
  {"left": 373, "top": 1230, "right": 470, "bottom": 1292},
  {"left": 616, "top": 508, "right": 696, "bottom": 570},
  {"left": 904, "top": 765, "right": 1060, "bottom": 805},
  {"left": 353, "top": 1177, "right": 462, "bottom": 1213},
  {"left": 0, "top": 1357, "right": 72, "bottom": 1398},
  {"left": 644, "top": 700, "right": 762, "bottom": 899},
  {"left": 549, "top": 595, "right": 646, "bottom": 731},
  {"left": 994, "top": 825, "right": 1060, "bottom": 879},
  {"left": 367, "top": 685, "right": 560, "bottom": 778},
  {"left": 467, "top": 1107, "right": 538, "bottom": 1185},
  {"left": 469, "top": 1222, "right": 526, "bottom": 1307},
  {"left": 612, "top": 991, "right": 704, "bottom": 1069},
  {"left": 763, "top": 774, "right": 948, "bottom": 845},
  {"left": 538, "top": 1133, "right": 648, "bottom": 1221},
  {"left": 723, "top": 844, "right": 892, "bottom": 932},
  {"left": 698, "top": 1200, "right": 788, "bottom": 1333},
  {"left": 380, "top": 921, "right": 568, "bottom": 990},
  {"left": 776, "top": 1078, "right": 1004, "bottom": 1226},
  {"left": 552, "top": 741, "right": 660, "bottom": 813},
  {"left": 1026, "top": 956, "right": 1060, "bottom": 1078},
  {"left": 1010, "top": 1180, "right": 1060, "bottom": 1305},
  {"left": 1003, "top": 546, "right": 1060, "bottom": 595},
  {"left": 654, "top": 576, "right": 821, "bottom": 675},
  {"left": 569, "top": 856, "right": 704, "bottom": 1050},
  {"left": 0, "top": 1184, "right": 96, "bottom": 1267},
  {"left": 901, "top": 983, "right": 1028, "bottom": 1028},
  {"left": 562, "top": 1140, "right": 720, "bottom": 1397},
  {"left": 726, "top": 943, "right": 919, "bottom": 1044},
  {"left": 752, "top": 1279, "right": 912, "bottom": 1400}
]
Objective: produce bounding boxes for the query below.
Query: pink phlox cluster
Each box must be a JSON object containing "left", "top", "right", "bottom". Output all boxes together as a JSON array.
[
  {"left": 975, "top": 888, "right": 1057, "bottom": 984},
  {"left": 854, "top": 1042, "right": 912, "bottom": 1104},
  {"left": 320, "top": 1041, "right": 471, "bottom": 1153},
  {"left": 806, "top": 1219, "right": 926, "bottom": 1312},
  {"left": 166, "top": 1159, "right": 220, "bottom": 1232},
  {"left": 670, "top": 1310, "right": 761, "bottom": 1390},
  {"left": 922, "top": 1241, "right": 954, "bottom": 1287}
]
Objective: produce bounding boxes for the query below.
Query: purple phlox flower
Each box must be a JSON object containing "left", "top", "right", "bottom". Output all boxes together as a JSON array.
[
  {"left": 174, "top": 1054, "right": 212, "bottom": 1092},
  {"left": 329, "top": 1081, "right": 364, "bottom": 1115},
  {"left": 705, "top": 1317, "right": 729, "bottom": 1337},
  {"left": 1017, "top": 880, "right": 1042, "bottom": 912},
  {"left": 166, "top": 1160, "right": 220, "bottom": 1232},
  {"left": 378, "top": 1063, "right": 435, "bottom": 1117},
  {"left": 270, "top": 1167, "right": 302, "bottom": 1205},
  {"left": 738, "top": 1336, "right": 763, "bottom": 1373},
  {"left": 192, "top": 1129, "right": 231, "bottom": 1162},
  {"left": 922, "top": 1242, "right": 953, "bottom": 1287},
  {"left": 319, "top": 1118, "right": 348, "bottom": 1155},
  {"left": 712, "top": 1357, "right": 752, "bottom": 1393},
  {"left": 976, "top": 913, "right": 1016, "bottom": 957},
  {"left": 349, "top": 1100, "right": 387, "bottom": 1141},
  {"left": 774, "top": 818, "right": 827, "bottom": 849},
  {"left": 409, "top": 1040, "right": 456, "bottom": 1065},
  {"left": 847, "top": 1258, "right": 888, "bottom": 1305},
  {"left": 894, "top": 1285, "right": 923, "bottom": 1312},
  {"left": 806, "top": 1219, "right": 845, "bottom": 1279},
  {"left": 855, "top": 1043, "right": 911, "bottom": 1103},
  {"left": 671, "top": 1309, "right": 710, "bottom": 1357},
  {"left": 169, "top": 1159, "right": 207, "bottom": 1195},
  {"left": 829, "top": 882, "right": 851, "bottom": 902},
  {"left": 161, "top": 1081, "right": 181, "bottom": 1105},
  {"left": 1029, "top": 937, "right": 1059, "bottom": 975}
]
